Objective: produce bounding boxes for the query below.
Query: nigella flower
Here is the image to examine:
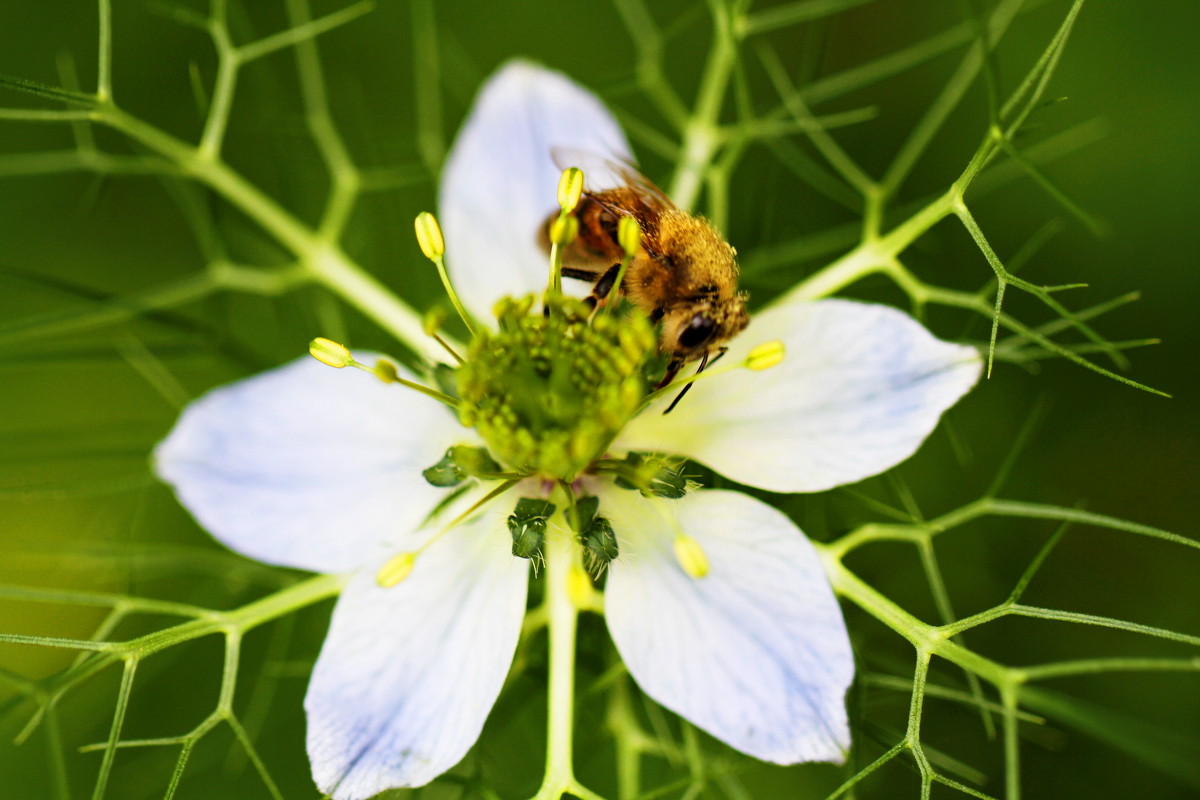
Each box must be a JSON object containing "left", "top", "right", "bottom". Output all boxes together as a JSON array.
[{"left": 155, "top": 61, "right": 981, "bottom": 800}]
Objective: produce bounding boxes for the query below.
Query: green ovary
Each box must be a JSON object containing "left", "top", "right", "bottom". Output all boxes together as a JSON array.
[{"left": 456, "top": 295, "right": 654, "bottom": 481}]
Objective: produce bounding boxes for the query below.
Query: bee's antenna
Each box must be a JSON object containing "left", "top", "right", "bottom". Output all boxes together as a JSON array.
[{"left": 663, "top": 352, "right": 710, "bottom": 415}]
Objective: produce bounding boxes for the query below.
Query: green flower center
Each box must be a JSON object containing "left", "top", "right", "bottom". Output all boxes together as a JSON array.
[{"left": 456, "top": 295, "right": 655, "bottom": 481}]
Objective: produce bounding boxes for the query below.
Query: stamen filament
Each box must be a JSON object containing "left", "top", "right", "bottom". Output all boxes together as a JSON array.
[
  {"left": 432, "top": 253, "right": 478, "bottom": 338},
  {"left": 413, "top": 478, "right": 522, "bottom": 559},
  {"left": 431, "top": 331, "right": 465, "bottom": 365},
  {"left": 638, "top": 339, "right": 785, "bottom": 411},
  {"left": 346, "top": 357, "right": 460, "bottom": 408},
  {"left": 646, "top": 497, "right": 710, "bottom": 580},
  {"left": 423, "top": 307, "right": 466, "bottom": 364},
  {"left": 547, "top": 167, "right": 584, "bottom": 304},
  {"left": 415, "top": 212, "right": 477, "bottom": 337},
  {"left": 548, "top": 236, "right": 565, "bottom": 298}
]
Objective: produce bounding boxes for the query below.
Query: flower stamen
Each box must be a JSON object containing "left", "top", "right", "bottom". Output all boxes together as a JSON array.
[
  {"left": 377, "top": 478, "right": 521, "bottom": 589},
  {"left": 308, "top": 337, "right": 459, "bottom": 409},
  {"left": 601, "top": 216, "right": 641, "bottom": 315},
  {"left": 547, "top": 167, "right": 584, "bottom": 299},
  {"left": 415, "top": 211, "right": 477, "bottom": 337}
]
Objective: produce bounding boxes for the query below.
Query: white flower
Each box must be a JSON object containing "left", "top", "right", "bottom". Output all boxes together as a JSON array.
[{"left": 154, "top": 61, "right": 981, "bottom": 800}]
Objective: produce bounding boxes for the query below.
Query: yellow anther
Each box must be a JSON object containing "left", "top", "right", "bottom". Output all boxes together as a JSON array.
[
  {"left": 549, "top": 214, "right": 579, "bottom": 246},
  {"left": 309, "top": 337, "right": 353, "bottom": 368},
  {"left": 673, "top": 534, "right": 710, "bottom": 579},
  {"left": 557, "top": 167, "right": 585, "bottom": 213},
  {"left": 618, "top": 215, "right": 642, "bottom": 258},
  {"left": 414, "top": 211, "right": 446, "bottom": 260},
  {"left": 376, "top": 552, "right": 417, "bottom": 588},
  {"left": 746, "top": 340, "right": 785, "bottom": 371}
]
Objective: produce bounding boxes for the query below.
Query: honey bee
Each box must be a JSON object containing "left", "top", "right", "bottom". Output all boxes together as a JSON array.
[{"left": 540, "top": 154, "right": 749, "bottom": 407}]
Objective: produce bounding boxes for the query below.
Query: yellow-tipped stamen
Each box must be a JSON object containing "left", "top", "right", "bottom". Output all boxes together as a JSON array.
[
  {"left": 415, "top": 211, "right": 476, "bottom": 338},
  {"left": 617, "top": 214, "right": 641, "bottom": 259},
  {"left": 414, "top": 211, "right": 445, "bottom": 260},
  {"left": 557, "top": 167, "right": 584, "bottom": 213},
  {"left": 309, "top": 337, "right": 353, "bottom": 368},
  {"left": 547, "top": 167, "right": 585, "bottom": 299},
  {"left": 603, "top": 216, "right": 641, "bottom": 316},
  {"left": 673, "top": 534, "right": 710, "bottom": 579},
  {"left": 376, "top": 551, "right": 417, "bottom": 588},
  {"left": 407, "top": 478, "right": 522, "bottom": 560},
  {"left": 745, "top": 340, "right": 785, "bottom": 371}
]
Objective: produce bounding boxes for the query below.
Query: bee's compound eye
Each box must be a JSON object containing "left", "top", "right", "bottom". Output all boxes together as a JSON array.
[{"left": 678, "top": 313, "right": 716, "bottom": 349}]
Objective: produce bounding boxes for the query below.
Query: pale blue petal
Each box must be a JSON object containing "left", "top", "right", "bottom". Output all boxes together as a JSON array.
[
  {"left": 617, "top": 299, "right": 981, "bottom": 492},
  {"left": 306, "top": 508, "right": 528, "bottom": 798},
  {"left": 603, "top": 488, "right": 854, "bottom": 763},
  {"left": 154, "top": 356, "right": 464, "bottom": 573},
  {"left": 439, "top": 59, "right": 632, "bottom": 321}
]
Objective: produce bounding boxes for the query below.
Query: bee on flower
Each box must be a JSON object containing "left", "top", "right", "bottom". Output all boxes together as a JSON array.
[{"left": 155, "top": 61, "right": 981, "bottom": 800}]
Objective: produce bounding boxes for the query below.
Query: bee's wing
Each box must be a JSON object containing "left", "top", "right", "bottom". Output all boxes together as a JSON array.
[{"left": 551, "top": 147, "right": 677, "bottom": 212}]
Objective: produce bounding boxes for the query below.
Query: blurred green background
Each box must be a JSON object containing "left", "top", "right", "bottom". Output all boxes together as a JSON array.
[{"left": 0, "top": 1, "right": 1196, "bottom": 799}]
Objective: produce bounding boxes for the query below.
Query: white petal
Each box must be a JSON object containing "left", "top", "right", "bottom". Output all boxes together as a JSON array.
[
  {"left": 603, "top": 488, "right": 854, "bottom": 763},
  {"left": 439, "top": 60, "right": 632, "bottom": 321},
  {"left": 617, "top": 299, "right": 981, "bottom": 492},
  {"left": 154, "top": 356, "right": 464, "bottom": 573},
  {"left": 306, "top": 509, "right": 528, "bottom": 798}
]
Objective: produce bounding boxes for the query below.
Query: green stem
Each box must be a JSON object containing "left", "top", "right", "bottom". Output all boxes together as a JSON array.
[
  {"left": 816, "top": 546, "right": 1010, "bottom": 687},
  {"left": 96, "top": 107, "right": 441, "bottom": 361},
  {"left": 776, "top": 191, "right": 956, "bottom": 304},
  {"left": 668, "top": 1, "right": 737, "bottom": 210},
  {"left": 531, "top": 531, "right": 582, "bottom": 799},
  {"left": 529, "top": 529, "right": 608, "bottom": 800}
]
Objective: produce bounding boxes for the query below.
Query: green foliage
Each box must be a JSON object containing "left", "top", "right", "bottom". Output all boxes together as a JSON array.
[{"left": 0, "top": 1, "right": 1196, "bottom": 799}]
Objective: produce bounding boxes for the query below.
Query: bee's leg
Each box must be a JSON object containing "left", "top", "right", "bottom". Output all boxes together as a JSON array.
[
  {"left": 662, "top": 352, "right": 711, "bottom": 414},
  {"left": 655, "top": 359, "right": 683, "bottom": 390},
  {"left": 706, "top": 347, "right": 728, "bottom": 368},
  {"left": 584, "top": 263, "right": 622, "bottom": 312},
  {"left": 561, "top": 267, "right": 603, "bottom": 281},
  {"left": 593, "top": 264, "right": 622, "bottom": 300}
]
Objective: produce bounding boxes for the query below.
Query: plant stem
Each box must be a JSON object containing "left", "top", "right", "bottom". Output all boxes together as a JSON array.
[
  {"left": 776, "top": 191, "right": 956, "bottom": 304},
  {"left": 669, "top": 0, "right": 737, "bottom": 210},
  {"left": 97, "top": 106, "right": 441, "bottom": 361},
  {"left": 532, "top": 531, "right": 581, "bottom": 799},
  {"left": 529, "top": 530, "right": 607, "bottom": 800}
]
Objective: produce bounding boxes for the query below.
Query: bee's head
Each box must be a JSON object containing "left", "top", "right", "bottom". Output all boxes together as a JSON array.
[{"left": 660, "top": 293, "right": 749, "bottom": 362}]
